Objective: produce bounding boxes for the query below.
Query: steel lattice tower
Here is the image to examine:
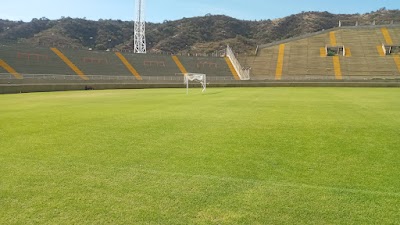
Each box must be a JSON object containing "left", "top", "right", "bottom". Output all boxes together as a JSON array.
[{"left": 134, "top": 0, "right": 146, "bottom": 53}]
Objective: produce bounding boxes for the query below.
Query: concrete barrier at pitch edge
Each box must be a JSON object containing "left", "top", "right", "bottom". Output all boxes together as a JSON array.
[
  {"left": 0, "top": 83, "right": 184, "bottom": 94},
  {"left": 1, "top": 81, "right": 400, "bottom": 94},
  {"left": 209, "top": 82, "right": 400, "bottom": 88}
]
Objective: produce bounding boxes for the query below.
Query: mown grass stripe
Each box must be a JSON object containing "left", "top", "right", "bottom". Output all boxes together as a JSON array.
[{"left": 1, "top": 88, "right": 400, "bottom": 224}]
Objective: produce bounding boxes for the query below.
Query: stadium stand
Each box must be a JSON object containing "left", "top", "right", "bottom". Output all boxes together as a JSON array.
[
  {"left": 0, "top": 44, "right": 235, "bottom": 81},
  {"left": 115, "top": 52, "right": 143, "bottom": 80},
  {"left": 60, "top": 48, "right": 131, "bottom": 77},
  {"left": 223, "top": 57, "right": 241, "bottom": 80},
  {"left": 171, "top": 56, "right": 188, "bottom": 74},
  {"left": 1, "top": 25, "right": 400, "bottom": 89},
  {"left": 0, "top": 44, "right": 74, "bottom": 75},
  {"left": 51, "top": 48, "right": 88, "bottom": 80},
  {"left": 178, "top": 55, "right": 237, "bottom": 77},
  {"left": 241, "top": 25, "right": 400, "bottom": 80}
]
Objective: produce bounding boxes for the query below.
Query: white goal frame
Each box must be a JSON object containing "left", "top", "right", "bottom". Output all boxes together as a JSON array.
[{"left": 183, "top": 73, "right": 206, "bottom": 94}]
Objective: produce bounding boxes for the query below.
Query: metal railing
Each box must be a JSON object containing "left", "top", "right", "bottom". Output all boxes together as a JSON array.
[
  {"left": 1, "top": 73, "right": 399, "bottom": 83},
  {"left": 250, "top": 75, "right": 400, "bottom": 81},
  {"left": 0, "top": 73, "right": 237, "bottom": 82},
  {"left": 339, "top": 20, "right": 400, "bottom": 27},
  {"left": 225, "top": 45, "right": 251, "bottom": 80}
]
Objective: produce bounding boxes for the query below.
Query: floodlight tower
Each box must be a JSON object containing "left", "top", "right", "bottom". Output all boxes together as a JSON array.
[{"left": 134, "top": 0, "right": 146, "bottom": 53}]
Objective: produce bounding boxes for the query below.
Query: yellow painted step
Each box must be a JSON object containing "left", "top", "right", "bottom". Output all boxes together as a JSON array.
[
  {"left": 377, "top": 46, "right": 386, "bottom": 56},
  {"left": 115, "top": 52, "right": 142, "bottom": 80},
  {"left": 345, "top": 48, "right": 352, "bottom": 57},
  {"left": 224, "top": 57, "right": 240, "bottom": 80},
  {"left": 333, "top": 56, "right": 342, "bottom": 80},
  {"left": 320, "top": 47, "right": 326, "bottom": 57},
  {"left": 393, "top": 55, "right": 400, "bottom": 73},
  {"left": 172, "top": 56, "right": 188, "bottom": 74},
  {"left": 329, "top": 32, "right": 337, "bottom": 46},
  {"left": 381, "top": 28, "right": 393, "bottom": 45},
  {"left": 0, "top": 59, "right": 22, "bottom": 79},
  {"left": 51, "top": 48, "right": 88, "bottom": 80},
  {"left": 275, "top": 44, "right": 285, "bottom": 80}
]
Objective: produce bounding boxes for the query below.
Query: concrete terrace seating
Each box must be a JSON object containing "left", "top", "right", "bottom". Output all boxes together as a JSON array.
[
  {"left": 0, "top": 44, "right": 73, "bottom": 75},
  {"left": 339, "top": 29, "right": 397, "bottom": 77},
  {"left": 0, "top": 44, "right": 239, "bottom": 81},
  {"left": 285, "top": 36, "right": 332, "bottom": 78},
  {"left": 388, "top": 28, "right": 399, "bottom": 44},
  {"left": 122, "top": 53, "right": 180, "bottom": 77},
  {"left": 241, "top": 26, "right": 400, "bottom": 80},
  {"left": 238, "top": 48, "right": 276, "bottom": 80},
  {"left": 177, "top": 56, "right": 233, "bottom": 76},
  {"left": 60, "top": 49, "right": 130, "bottom": 76}
]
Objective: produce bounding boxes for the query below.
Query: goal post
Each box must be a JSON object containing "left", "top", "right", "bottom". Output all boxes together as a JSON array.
[{"left": 183, "top": 73, "right": 206, "bottom": 94}]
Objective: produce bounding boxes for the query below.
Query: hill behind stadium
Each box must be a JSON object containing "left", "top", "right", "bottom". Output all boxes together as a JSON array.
[{"left": 1, "top": 8, "right": 400, "bottom": 54}]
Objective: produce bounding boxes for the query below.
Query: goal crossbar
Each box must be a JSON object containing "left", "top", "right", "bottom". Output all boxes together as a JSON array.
[{"left": 182, "top": 73, "right": 206, "bottom": 94}]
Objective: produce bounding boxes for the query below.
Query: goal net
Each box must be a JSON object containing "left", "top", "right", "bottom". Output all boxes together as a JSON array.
[{"left": 183, "top": 73, "right": 206, "bottom": 93}]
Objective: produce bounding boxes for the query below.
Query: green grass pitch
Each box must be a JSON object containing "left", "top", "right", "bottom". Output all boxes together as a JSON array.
[{"left": 1, "top": 88, "right": 400, "bottom": 224}]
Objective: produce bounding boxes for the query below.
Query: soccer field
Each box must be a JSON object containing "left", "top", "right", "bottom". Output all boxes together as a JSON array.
[{"left": 1, "top": 88, "right": 399, "bottom": 224}]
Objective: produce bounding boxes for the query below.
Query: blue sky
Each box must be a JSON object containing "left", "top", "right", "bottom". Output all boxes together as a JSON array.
[{"left": 1, "top": 0, "right": 398, "bottom": 22}]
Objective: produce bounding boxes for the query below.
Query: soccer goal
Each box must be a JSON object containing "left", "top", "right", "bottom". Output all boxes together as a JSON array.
[{"left": 183, "top": 73, "right": 206, "bottom": 94}]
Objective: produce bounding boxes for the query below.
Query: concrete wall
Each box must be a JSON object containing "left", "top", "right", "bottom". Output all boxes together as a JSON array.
[{"left": 1, "top": 81, "right": 399, "bottom": 94}]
